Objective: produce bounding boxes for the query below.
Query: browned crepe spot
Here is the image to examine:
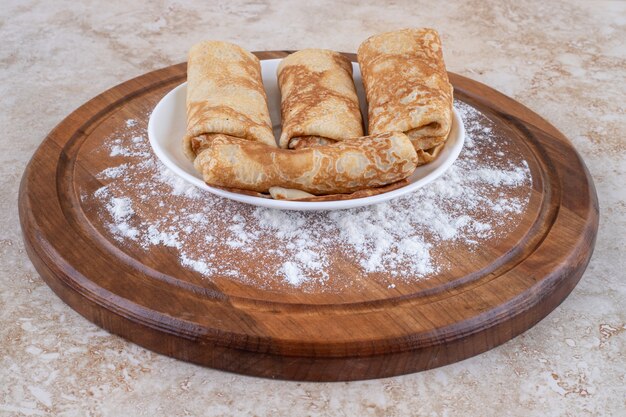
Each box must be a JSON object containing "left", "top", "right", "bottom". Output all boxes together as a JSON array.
[
  {"left": 416, "top": 142, "right": 446, "bottom": 166},
  {"left": 288, "top": 136, "right": 338, "bottom": 149}
]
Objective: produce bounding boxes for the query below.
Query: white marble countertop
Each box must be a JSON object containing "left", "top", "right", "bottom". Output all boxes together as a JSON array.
[{"left": 1, "top": 0, "right": 624, "bottom": 415}]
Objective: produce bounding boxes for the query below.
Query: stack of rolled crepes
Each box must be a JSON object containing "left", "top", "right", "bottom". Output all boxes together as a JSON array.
[{"left": 183, "top": 29, "right": 453, "bottom": 200}]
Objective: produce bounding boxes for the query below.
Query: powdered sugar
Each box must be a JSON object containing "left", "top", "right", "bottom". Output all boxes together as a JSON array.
[
  {"left": 327, "top": 205, "right": 435, "bottom": 275},
  {"left": 85, "top": 101, "right": 532, "bottom": 292},
  {"left": 110, "top": 145, "right": 145, "bottom": 157},
  {"left": 98, "top": 164, "right": 129, "bottom": 179},
  {"left": 107, "top": 197, "right": 134, "bottom": 221},
  {"left": 105, "top": 196, "right": 138, "bottom": 240},
  {"left": 280, "top": 262, "right": 308, "bottom": 286},
  {"left": 155, "top": 166, "right": 202, "bottom": 199}
]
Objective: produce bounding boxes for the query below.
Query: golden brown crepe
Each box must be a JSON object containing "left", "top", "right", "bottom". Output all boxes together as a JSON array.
[
  {"left": 193, "top": 132, "right": 417, "bottom": 195},
  {"left": 214, "top": 179, "right": 411, "bottom": 201},
  {"left": 183, "top": 42, "right": 421, "bottom": 199},
  {"left": 357, "top": 28, "right": 453, "bottom": 163},
  {"left": 268, "top": 187, "right": 315, "bottom": 200},
  {"left": 269, "top": 179, "right": 411, "bottom": 201},
  {"left": 277, "top": 49, "right": 363, "bottom": 149},
  {"left": 183, "top": 40, "right": 276, "bottom": 161}
]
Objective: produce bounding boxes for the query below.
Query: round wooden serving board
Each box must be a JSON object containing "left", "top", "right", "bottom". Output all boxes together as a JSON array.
[{"left": 19, "top": 52, "right": 598, "bottom": 381}]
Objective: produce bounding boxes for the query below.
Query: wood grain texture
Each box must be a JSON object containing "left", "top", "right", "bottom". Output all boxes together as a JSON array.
[{"left": 18, "top": 51, "right": 599, "bottom": 381}]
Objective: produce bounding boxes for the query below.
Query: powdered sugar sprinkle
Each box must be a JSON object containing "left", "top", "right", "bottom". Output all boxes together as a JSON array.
[{"left": 86, "top": 101, "right": 532, "bottom": 291}]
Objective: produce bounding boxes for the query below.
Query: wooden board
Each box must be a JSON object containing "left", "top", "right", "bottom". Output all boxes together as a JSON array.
[{"left": 19, "top": 52, "right": 599, "bottom": 381}]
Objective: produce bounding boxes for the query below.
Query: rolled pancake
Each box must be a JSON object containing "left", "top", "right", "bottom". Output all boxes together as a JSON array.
[
  {"left": 357, "top": 28, "right": 453, "bottom": 163},
  {"left": 269, "top": 179, "right": 410, "bottom": 201},
  {"left": 183, "top": 40, "right": 275, "bottom": 160},
  {"left": 277, "top": 49, "right": 363, "bottom": 149},
  {"left": 194, "top": 132, "right": 417, "bottom": 195},
  {"left": 268, "top": 187, "right": 315, "bottom": 200}
]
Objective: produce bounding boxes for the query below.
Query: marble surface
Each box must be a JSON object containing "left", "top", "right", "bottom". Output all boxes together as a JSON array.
[{"left": 1, "top": 0, "right": 625, "bottom": 415}]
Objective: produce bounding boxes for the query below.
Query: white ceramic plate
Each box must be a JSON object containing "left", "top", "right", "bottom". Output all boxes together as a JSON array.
[{"left": 148, "top": 58, "right": 465, "bottom": 211}]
